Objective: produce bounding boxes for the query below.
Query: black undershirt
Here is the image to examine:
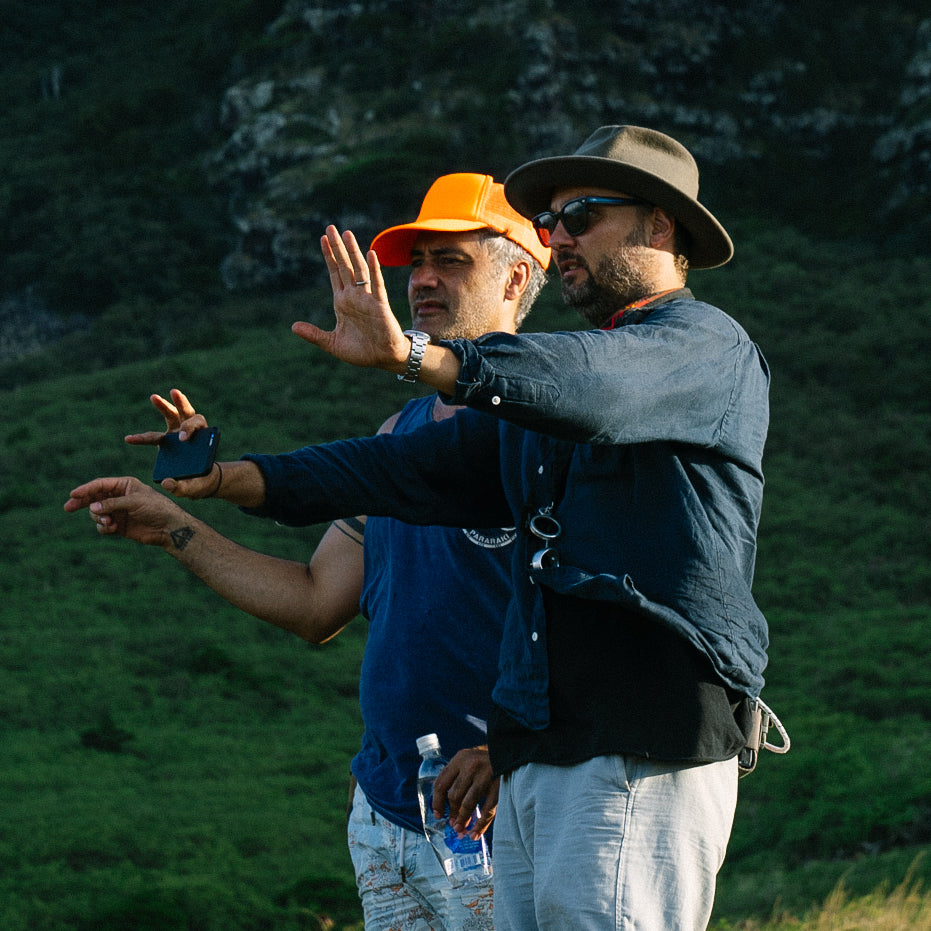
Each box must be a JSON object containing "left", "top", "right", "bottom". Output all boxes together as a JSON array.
[{"left": 489, "top": 590, "right": 751, "bottom": 777}]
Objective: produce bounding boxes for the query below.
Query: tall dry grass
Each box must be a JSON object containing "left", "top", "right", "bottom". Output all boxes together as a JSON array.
[{"left": 725, "top": 867, "right": 929, "bottom": 930}]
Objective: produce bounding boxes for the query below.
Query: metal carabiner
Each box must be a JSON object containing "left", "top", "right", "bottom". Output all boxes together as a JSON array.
[
  {"left": 529, "top": 508, "right": 562, "bottom": 542},
  {"left": 528, "top": 507, "right": 562, "bottom": 574},
  {"left": 530, "top": 547, "right": 560, "bottom": 570},
  {"left": 758, "top": 697, "right": 791, "bottom": 754}
]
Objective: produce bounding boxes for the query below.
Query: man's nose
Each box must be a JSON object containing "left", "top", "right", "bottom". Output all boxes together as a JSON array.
[
  {"left": 546, "top": 219, "right": 575, "bottom": 248},
  {"left": 410, "top": 265, "right": 440, "bottom": 290}
]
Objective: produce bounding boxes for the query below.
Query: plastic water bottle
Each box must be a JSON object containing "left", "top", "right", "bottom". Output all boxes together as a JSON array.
[{"left": 416, "top": 733, "right": 493, "bottom": 888}]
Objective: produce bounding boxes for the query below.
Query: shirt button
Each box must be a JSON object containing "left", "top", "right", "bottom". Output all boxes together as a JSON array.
[
  {"left": 491, "top": 396, "right": 501, "bottom": 405},
  {"left": 531, "top": 631, "right": 538, "bottom": 642},
  {"left": 537, "top": 465, "right": 544, "bottom": 474}
]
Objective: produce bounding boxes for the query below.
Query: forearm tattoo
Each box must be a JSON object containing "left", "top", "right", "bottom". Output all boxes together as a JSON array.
[{"left": 170, "top": 525, "right": 195, "bottom": 550}]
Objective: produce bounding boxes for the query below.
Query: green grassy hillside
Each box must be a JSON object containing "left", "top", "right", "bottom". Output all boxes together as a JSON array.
[
  {"left": 2, "top": 219, "right": 931, "bottom": 927},
  {"left": 2, "top": 313, "right": 401, "bottom": 929}
]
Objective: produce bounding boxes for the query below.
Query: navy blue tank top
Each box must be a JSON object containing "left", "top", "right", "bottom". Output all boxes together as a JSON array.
[{"left": 352, "top": 394, "right": 513, "bottom": 832}]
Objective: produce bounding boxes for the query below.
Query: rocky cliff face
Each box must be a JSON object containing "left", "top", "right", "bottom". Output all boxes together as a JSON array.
[
  {"left": 207, "top": 0, "right": 930, "bottom": 290},
  {"left": 2, "top": 0, "right": 927, "bottom": 371},
  {"left": 873, "top": 18, "right": 931, "bottom": 216},
  {"left": 0, "top": 291, "right": 84, "bottom": 363}
]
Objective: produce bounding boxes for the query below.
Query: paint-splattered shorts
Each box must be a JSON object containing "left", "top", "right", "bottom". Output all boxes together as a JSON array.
[{"left": 348, "top": 782, "right": 494, "bottom": 930}]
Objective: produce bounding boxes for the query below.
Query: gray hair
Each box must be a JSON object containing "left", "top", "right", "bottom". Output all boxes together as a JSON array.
[{"left": 478, "top": 230, "right": 549, "bottom": 327}]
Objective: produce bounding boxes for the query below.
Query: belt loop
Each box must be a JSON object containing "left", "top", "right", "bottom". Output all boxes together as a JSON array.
[{"left": 399, "top": 829, "right": 407, "bottom": 883}]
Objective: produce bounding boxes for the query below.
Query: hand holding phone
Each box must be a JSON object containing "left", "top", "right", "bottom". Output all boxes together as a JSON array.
[{"left": 153, "top": 427, "right": 220, "bottom": 482}]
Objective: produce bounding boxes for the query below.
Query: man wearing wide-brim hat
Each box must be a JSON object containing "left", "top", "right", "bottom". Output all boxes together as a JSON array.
[{"left": 193, "top": 124, "right": 772, "bottom": 930}]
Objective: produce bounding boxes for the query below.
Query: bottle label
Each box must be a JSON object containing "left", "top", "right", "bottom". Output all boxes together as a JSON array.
[
  {"left": 423, "top": 823, "right": 492, "bottom": 885},
  {"left": 444, "top": 852, "right": 490, "bottom": 872}
]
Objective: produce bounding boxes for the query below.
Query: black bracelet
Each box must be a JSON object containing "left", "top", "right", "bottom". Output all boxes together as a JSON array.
[{"left": 207, "top": 461, "right": 223, "bottom": 498}]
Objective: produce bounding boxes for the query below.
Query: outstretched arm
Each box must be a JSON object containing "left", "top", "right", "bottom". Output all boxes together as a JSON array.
[
  {"left": 291, "top": 226, "right": 463, "bottom": 392},
  {"left": 64, "top": 476, "right": 362, "bottom": 642},
  {"left": 156, "top": 514, "right": 364, "bottom": 642}
]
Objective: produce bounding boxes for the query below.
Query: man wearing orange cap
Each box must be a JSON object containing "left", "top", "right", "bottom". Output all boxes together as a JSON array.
[{"left": 66, "top": 174, "right": 549, "bottom": 930}]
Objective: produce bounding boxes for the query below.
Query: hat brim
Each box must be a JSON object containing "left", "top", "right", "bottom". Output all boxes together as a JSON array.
[
  {"left": 371, "top": 218, "right": 491, "bottom": 266},
  {"left": 504, "top": 156, "right": 733, "bottom": 269}
]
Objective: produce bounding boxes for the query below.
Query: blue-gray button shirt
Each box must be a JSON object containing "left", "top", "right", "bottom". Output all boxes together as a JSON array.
[{"left": 243, "top": 292, "right": 771, "bottom": 731}]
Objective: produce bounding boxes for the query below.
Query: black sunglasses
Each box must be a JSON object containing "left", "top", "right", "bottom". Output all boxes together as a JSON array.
[{"left": 531, "top": 196, "right": 647, "bottom": 246}]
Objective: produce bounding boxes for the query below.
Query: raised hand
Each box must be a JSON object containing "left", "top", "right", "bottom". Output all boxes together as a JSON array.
[
  {"left": 122, "top": 388, "right": 220, "bottom": 498},
  {"left": 125, "top": 388, "right": 208, "bottom": 448},
  {"left": 291, "top": 226, "right": 410, "bottom": 373}
]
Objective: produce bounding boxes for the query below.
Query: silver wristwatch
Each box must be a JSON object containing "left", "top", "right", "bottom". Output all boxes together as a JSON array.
[{"left": 398, "top": 329, "right": 430, "bottom": 383}]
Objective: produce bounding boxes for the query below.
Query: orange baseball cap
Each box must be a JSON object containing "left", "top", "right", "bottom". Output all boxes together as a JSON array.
[{"left": 370, "top": 173, "right": 551, "bottom": 269}]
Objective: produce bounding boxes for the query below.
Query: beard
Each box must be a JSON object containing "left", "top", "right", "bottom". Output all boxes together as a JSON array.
[
  {"left": 559, "top": 227, "right": 664, "bottom": 326},
  {"left": 410, "top": 280, "right": 505, "bottom": 342}
]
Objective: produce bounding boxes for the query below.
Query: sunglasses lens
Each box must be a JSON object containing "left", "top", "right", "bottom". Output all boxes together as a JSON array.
[
  {"left": 532, "top": 212, "right": 556, "bottom": 247},
  {"left": 562, "top": 200, "right": 590, "bottom": 237},
  {"left": 532, "top": 199, "right": 592, "bottom": 246}
]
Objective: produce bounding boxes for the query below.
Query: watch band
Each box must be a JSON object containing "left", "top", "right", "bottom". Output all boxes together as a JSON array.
[{"left": 398, "top": 329, "right": 430, "bottom": 383}]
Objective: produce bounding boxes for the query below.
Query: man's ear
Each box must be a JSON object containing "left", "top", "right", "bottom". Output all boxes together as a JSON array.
[
  {"left": 650, "top": 208, "right": 676, "bottom": 249},
  {"left": 504, "top": 260, "right": 532, "bottom": 301}
]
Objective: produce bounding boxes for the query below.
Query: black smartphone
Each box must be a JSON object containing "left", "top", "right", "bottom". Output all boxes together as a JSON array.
[{"left": 153, "top": 427, "right": 220, "bottom": 482}]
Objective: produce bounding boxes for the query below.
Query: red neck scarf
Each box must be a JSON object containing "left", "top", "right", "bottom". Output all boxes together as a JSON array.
[{"left": 601, "top": 288, "right": 682, "bottom": 330}]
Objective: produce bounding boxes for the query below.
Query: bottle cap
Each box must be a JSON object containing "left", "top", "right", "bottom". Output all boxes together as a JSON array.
[{"left": 416, "top": 733, "right": 440, "bottom": 755}]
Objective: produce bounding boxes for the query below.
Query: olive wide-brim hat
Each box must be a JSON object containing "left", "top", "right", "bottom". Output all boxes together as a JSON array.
[{"left": 504, "top": 125, "right": 733, "bottom": 269}]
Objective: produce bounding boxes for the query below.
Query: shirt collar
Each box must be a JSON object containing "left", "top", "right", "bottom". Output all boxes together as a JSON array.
[{"left": 601, "top": 288, "right": 693, "bottom": 329}]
